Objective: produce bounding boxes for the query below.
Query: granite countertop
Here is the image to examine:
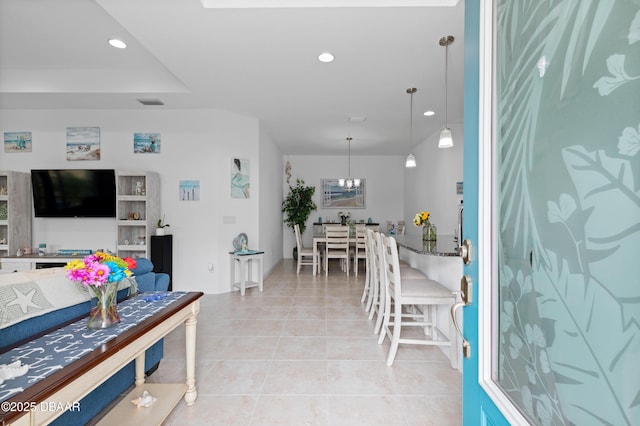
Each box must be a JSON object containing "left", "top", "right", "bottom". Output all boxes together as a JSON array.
[
  {"left": 391, "top": 234, "right": 461, "bottom": 257},
  {"left": 313, "top": 222, "right": 380, "bottom": 225}
]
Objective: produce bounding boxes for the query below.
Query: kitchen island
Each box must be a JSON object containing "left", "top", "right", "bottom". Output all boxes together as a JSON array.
[
  {"left": 392, "top": 233, "right": 460, "bottom": 257},
  {"left": 393, "top": 233, "right": 464, "bottom": 370}
]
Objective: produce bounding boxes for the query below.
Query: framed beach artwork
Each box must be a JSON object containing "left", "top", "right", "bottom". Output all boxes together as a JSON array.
[
  {"left": 66, "top": 127, "right": 100, "bottom": 161},
  {"left": 179, "top": 180, "right": 200, "bottom": 201},
  {"left": 134, "top": 132, "right": 161, "bottom": 153},
  {"left": 4, "top": 131, "right": 32, "bottom": 153},
  {"left": 322, "top": 178, "right": 366, "bottom": 208},
  {"left": 231, "top": 158, "right": 250, "bottom": 199}
]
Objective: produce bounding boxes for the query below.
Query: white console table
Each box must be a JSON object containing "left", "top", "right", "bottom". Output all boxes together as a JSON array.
[
  {"left": 229, "top": 251, "right": 264, "bottom": 296},
  {"left": 2, "top": 291, "right": 202, "bottom": 425}
]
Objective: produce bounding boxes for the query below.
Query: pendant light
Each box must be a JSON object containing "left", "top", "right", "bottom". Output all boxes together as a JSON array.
[
  {"left": 339, "top": 137, "right": 360, "bottom": 190},
  {"left": 405, "top": 87, "right": 417, "bottom": 168},
  {"left": 438, "top": 35, "right": 454, "bottom": 149}
]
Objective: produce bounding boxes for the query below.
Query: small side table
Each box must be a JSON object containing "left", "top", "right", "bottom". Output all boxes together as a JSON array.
[{"left": 229, "top": 251, "right": 264, "bottom": 295}]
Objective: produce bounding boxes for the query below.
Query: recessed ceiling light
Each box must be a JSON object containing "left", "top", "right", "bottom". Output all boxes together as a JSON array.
[
  {"left": 318, "top": 52, "right": 334, "bottom": 63},
  {"left": 108, "top": 39, "right": 127, "bottom": 49},
  {"left": 424, "top": 110, "right": 435, "bottom": 116}
]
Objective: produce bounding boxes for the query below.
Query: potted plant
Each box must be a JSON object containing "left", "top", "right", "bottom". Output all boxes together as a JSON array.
[
  {"left": 282, "top": 178, "right": 317, "bottom": 258},
  {"left": 156, "top": 215, "right": 170, "bottom": 236}
]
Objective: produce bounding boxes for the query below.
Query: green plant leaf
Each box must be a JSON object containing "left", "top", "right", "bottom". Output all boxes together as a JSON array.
[{"left": 282, "top": 178, "right": 317, "bottom": 235}]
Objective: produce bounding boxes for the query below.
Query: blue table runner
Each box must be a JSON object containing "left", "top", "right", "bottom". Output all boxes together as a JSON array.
[{"left": 0, "top": 291, "right": 188, "bottom": 403}]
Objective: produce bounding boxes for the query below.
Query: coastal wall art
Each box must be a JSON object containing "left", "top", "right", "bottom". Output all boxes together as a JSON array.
[
  {"left": 66, "top": 127, "right": 100, "bottom": 161},
  {"left": 179, "top": 180, "right": 200, "bottom": 201},
  {"left": 321, "top": 178, "right": 365, "bottom": 208},
  {"left": 231, "top": 158, "right": 250, "bottom": 199},
  {"left": 4, "top": 131, "right": 32, "bottom": 153},
  {"left": 134, "top": 132, "right": 161, "bottom": 153}
]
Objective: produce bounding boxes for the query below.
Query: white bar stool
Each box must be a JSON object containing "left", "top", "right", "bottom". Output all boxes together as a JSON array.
[{"left": 229, "top": 251, "right": 264, "bottom": 295}]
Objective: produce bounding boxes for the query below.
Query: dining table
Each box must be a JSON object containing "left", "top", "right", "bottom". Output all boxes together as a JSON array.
[
  {"left": 311, "top": 223, "right": 379, "bottom": 275},
  {"left": 311, "top": 230, "right": 356, "bottom": 276}
]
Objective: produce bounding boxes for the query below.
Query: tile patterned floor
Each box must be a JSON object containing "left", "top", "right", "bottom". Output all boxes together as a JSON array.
[{"left": 151, "top": 259, "right": 461, "bottom": 425}]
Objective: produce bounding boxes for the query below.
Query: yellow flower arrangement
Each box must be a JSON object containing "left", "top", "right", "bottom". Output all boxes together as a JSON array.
[
  {"left": 413, "top": 211, "right": 431, "bottom": 227},
  {"left": 415, "top": 211, "right": 437, "bottom": 241}
]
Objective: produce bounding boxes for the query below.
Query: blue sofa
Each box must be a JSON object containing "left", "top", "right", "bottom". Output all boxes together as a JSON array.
[{"left": 0, "top": 258, "right": 170, "bottom": 425}]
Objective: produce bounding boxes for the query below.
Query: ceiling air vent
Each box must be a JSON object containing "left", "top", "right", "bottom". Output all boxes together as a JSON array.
[{"left": 137, "top": 99, "right": 165, "bottom": 106}]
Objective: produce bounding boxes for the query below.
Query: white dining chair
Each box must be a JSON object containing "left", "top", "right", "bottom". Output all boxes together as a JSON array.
[
  {"left": 294, "top": 223, "right": 318, "bottom": 274},
  {"left": 377, "top": 233, "right": 457, "bottom": 367},
  {"left": 360, "top": 228, "right": 376, "bottom": 309},
  {"left": 352, "top": 224, "right": 367, "bottom": 276},
  {"left": 368, "top": 230, "right": 420, "bottom": 334},
  {"left": 369, "top": 231, "right": 386, "bottom": 335},
  {"left": 324, "top": 225, "right": 350, "bottom": 276}
]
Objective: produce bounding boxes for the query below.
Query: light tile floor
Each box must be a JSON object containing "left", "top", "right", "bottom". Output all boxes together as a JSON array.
[{"left": 152, "top": 259, "right": 461, "bottom": 426}]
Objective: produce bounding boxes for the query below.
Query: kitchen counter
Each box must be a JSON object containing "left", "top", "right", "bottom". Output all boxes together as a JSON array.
[
  {"left": 392, "top": 234, "right": 460, "bottom": 257},
  {"left": 392, "top": 234, "right": 463, "bottom": 370}
]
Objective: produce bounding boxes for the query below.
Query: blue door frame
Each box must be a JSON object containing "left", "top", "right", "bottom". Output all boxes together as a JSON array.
[{"left": 462, "top": 1, "right": 510, "bottom": 424}]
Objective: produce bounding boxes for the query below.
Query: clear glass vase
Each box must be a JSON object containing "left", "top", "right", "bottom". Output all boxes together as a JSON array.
[
  {"left": 87, "top": 281, "right": 121, "bottom": 329},
  {"left": 423, "top": 221, "right": 437, "bottom": 242}
]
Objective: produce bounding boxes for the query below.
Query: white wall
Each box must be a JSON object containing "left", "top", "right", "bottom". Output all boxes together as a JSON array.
[
  {"left": 0, "top": 108, "right": 463, "bottom": 296},
  {"left": 258, "top": 125, "right": 284, "bottom": 276},
  {"left": 403, "top": 123, "right": 464, "bottom": 237},
  {"left": 282, "top": 155, "right": 405, "bottom": 258},
  {"left": 0, "top": 108, "right": 282, "bottom": 294}
]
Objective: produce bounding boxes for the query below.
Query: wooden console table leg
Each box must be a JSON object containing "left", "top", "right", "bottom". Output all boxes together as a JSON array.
[
  {"left": 135, "top": 353, "right": 146, "bottom": 386},
  {"left": 184, "top": 307, "right": 199, "bottom": 405}
]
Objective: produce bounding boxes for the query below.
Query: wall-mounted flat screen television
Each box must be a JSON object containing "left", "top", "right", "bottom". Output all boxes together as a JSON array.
[{"left": 31, "top": 169, "right": 116, "bottom": 218}]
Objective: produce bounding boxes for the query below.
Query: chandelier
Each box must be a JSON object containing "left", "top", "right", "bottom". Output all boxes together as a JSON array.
[{"left": 339, "top": 137, "right": 361, "bottom": 190}]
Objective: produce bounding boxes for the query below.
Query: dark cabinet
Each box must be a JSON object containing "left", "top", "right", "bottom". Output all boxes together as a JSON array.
[{"left": 151, "top": 235, "right": 173, "bottom": 290}]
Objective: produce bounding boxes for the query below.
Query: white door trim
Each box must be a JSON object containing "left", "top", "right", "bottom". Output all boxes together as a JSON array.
[{"left": 477, "top": 1, "right": 531, "bottom": 424}]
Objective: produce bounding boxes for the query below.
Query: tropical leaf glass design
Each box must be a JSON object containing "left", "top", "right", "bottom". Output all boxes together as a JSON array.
[{"left": 495, "top": 1, "right": 640, "bottom": 424}]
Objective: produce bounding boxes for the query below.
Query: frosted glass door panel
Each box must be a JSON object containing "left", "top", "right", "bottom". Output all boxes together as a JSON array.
[{"left": 494, "top": 1, "right": 640, "bottom": 424}]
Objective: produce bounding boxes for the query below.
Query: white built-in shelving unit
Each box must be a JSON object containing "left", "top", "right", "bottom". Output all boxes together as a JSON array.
[
  {"left": 116, "top": 171, "right": 160, "bottom": 258},
  {"left": 0, "top": 171, "right": 32, "bottom": 260}
]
